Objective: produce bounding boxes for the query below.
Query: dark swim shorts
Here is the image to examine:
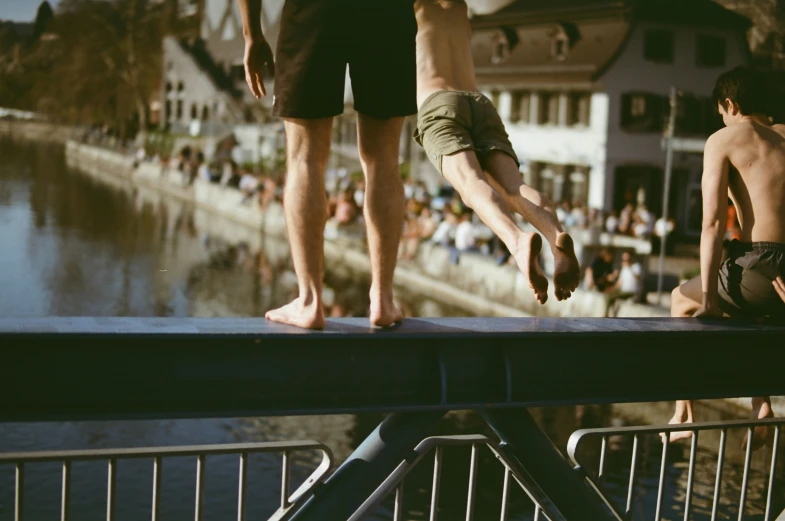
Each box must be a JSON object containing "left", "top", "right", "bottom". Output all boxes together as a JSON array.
[
  {"left": 273, "top": 0, "right": 417, "bottom": 120},
  {"left": 718, "top": 241, "right": 785, "bottom": 319},
  {"left": 413, "top": 90, "right": 518, "bottom": 175}
]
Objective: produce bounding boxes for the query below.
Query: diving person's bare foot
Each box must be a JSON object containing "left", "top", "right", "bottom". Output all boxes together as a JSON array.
[
  {"left": 742, "top": 398, "right": 774, "bottom": 452},
  {"left": 512, "top": 232, "right": 549, "bottom": 304},
  {"left": 265, "top": 297, "right": 325, "bottom": 330},
  {"left": 552, "top": 232, "right": 580, "bottom": 301}
]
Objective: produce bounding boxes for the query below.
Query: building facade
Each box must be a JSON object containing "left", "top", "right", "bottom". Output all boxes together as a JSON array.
[{"left": 461, "top": 0, "right": 750, "bottom": 236}]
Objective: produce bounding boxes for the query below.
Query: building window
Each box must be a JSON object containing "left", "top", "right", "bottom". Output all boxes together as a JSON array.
[
  {"left": 696, "top": 34, "right": 726, "bottom": 67},
  {"left": 176, "top": 99, "right": 183, "bottom": 120},
  {"left": 621, "top": 92, "right": 668, "bottom": 132},
  {"left": 190, "top": 103, "right": 198, "bottom": 120},
  {"left": 567, "top": 92, "right": 591, "bottom": 126},
  {"left": 551, "top": 33, "right": 569, "bottom": 61},
  {"left": 549, "top": 22, "right": 579, "bottom": 62},
  {"left": 491, "top": 27, "right": 519, "bottom": 65},
  {"left": 490, "top": 90, "right": 501, "bottom": 109},
  {"left": 165, "top": 82, "right": 172, "bottom": 93},
  {"left": 509, "top": 91, "right": 531, "bottom": 123},
  {"left": 631, "top": 96, "right": 647, "bottom": 118},
  {"left": 643, "top": 29, "right": 674, "bottom": 64},
  {"left": 202, "top": 105, "right": 210, "bottom": 121},
  {"left": 177, "top": 81, "right": 184, "bottom": 93},
  {"left": 548, "top": 94, "right": 560, "bottom": 125},
  {"left": 538, "top": 93, "right": 560, "bottom": 125},
  {"left": 165, "top": 100, "right": 171, "bottom": 121},
  {"left": 673, "top": 94, "right": 723, "bottom": 136}
]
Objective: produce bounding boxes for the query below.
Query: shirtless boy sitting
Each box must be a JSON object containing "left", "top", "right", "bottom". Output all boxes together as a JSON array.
[
  {"left": 413, "top": 0, "right": 580, "bottom": 303},
  {"left": 667, "top": 67, "right": 785, "bottom": 448}
]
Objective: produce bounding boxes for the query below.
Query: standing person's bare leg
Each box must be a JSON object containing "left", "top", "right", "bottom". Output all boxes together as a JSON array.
[
  {"left": 265, "top": 118, "right": 333, "bottom": 330},
  {"left": 482, "top": 151, "right": 580, "bottom": 300},
  {"left": 441, "top": 150, "right": 549, "bottom": 304},
  {"left": 357, "top": 114, "right": 406, "bottom": 326}
]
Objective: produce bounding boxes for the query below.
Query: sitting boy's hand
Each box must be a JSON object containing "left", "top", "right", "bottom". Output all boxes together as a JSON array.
[
  {"left": 773, "top": 276, "right": 785, "bottom": 303},
  {"left": 693, "top": 305, "right": 723, "bottom": 319}
]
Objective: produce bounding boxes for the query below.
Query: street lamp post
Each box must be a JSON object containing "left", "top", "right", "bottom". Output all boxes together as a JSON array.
[{"left": 656, "top": 87, "right": 679, "bottom": 306}]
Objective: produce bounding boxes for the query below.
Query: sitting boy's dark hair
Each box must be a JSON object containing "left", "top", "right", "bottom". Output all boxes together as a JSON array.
[{"left": 712, "top": 66, "right": 770, "bottom": 117}]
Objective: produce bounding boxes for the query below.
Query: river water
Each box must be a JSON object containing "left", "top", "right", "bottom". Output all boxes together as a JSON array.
[{"left": 0, "top": 138, "right": 782, "bottom": 520}]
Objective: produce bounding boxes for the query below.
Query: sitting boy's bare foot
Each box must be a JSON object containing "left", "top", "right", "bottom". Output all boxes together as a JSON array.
[
  {"left": 552, "top": 233, "right": 580, "bottom": 301},
  {"left": 742, "top": 398, "right": 774, "bottom": 451},
  {"left": 512, "top": 232, "right": 549, "bottom": 304},
  {"left": 265, "top": 298, "right": 325, "bottom": 330},
  {"left": 370, "top": 293, "right": 403, "bottom": 327},
  {"left": 661, "top": 414, "right": 695, "bottom": 443}
]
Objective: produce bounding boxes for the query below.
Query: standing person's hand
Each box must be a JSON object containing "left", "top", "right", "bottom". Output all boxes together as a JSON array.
[
  {"left": 243, "top": 37, "right": 275, "bottom": 98},
  {"left": 773, "top": 276, "right": 785, "bottom": 303}
]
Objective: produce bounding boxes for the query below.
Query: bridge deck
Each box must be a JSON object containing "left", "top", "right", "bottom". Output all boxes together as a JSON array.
[{"left": 2, "top": 317, "right": 784, "bottom": 421}]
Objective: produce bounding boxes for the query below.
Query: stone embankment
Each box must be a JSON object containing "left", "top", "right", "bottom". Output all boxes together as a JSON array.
[{"left": 63, "top": 140, "right": 667, "bottom": 318}]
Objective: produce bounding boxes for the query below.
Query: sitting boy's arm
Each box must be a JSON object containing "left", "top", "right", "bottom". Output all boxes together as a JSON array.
[{"left": 696, "top": 132, "right": 730, "bottom": 317}]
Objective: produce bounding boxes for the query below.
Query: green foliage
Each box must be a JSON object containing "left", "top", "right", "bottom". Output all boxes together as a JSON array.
[
  {"left": 144, "top": 130, "right": 175, "bottom": 157},
  {"left": 399, "top": 161, "right": 411, "bottom": 180},
  {"left": 681, "top": 266, "right": 701, "bottom": 281}
]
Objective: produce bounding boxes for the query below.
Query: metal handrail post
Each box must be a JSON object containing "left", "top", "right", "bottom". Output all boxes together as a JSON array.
[
  {"left": 289, "top": 411, "right": 445, "bottom": 521},
  {"left": 481, "top": 408, "right": 616, "bottom": 521}
]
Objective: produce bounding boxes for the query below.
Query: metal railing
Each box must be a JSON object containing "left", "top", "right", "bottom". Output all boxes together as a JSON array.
[
  {"left": 0, "top": 440, "right": 333, "bottom": 521},
  {"left": 348, "top": 434, "right": 558, "bottom": 521},
  {"left": 567, "top": 417, "right": 785, "bottom": 521}
]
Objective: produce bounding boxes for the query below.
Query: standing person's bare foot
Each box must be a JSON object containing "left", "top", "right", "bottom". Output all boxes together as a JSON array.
[
  {"left": 552, "top": 233, "right": 580, "bottom": 301},
  {"left": 265, "top": 297, "right": 326, "bottom": 330},
  {"left": 511, "top": 232, "right": 549, "bottom": 304},
  {"left": 742, "top": 397, "right": 774, "bottom": 451},
  {"left": 661, "top": 401, "right": 695, "bottom": 443},
  {"left": 370, "top": 289, "right": 403, "bottom": 327}
]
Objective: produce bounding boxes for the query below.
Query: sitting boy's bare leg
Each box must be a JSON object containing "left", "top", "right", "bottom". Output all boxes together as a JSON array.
[
  {"left": 662, "top": 399, "right": 695, "bottom": 442},
  {"left": 671, "top": 276, "right": 702, "bottom": 318},
  {"left": 662, "top": 277, "right": 704, "bottom": 441},
  {"left": 743, "top": 396, "right": 774, "bottom": 451},
  {"left": 482, "top": 151, "right": 580, "bottom": 300},
  {"left": 442, "top": 150, "right": 548, "bottom": 303}
]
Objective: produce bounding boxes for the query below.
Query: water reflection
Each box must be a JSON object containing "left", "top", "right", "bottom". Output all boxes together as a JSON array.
[{"left": 0, "top": 139, "right": 783, "bottom": 520}]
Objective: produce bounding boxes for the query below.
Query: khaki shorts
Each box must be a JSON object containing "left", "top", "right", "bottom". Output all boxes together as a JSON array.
[
  {"left": 413, "top": 90, "right": 518, "bottom": 174},
  {"left": 718, "top": 241, "right": 785, "bottom": 319}
]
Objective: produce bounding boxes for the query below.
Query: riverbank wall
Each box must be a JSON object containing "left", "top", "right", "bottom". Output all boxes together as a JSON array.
[
  {"left": 64, "top": 139, "right": 669, "bottom": 318},
  {"left": 0, "top": 119, "right": 80, "bottom": 143}
]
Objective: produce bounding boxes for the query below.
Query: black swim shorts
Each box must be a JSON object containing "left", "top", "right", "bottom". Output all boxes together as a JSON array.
[
  {"left": 413, "top": 90, "right": 519, "bottom": 174},
  {"left": 273, "top": 0, "right": 417, "bottom": 120},
  {"left": 718, "top": 241, "right": 785, "bottom": 319}
]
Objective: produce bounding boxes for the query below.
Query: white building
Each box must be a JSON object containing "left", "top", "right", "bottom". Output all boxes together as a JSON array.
[
  {"left": 461, "top": 0, "right": 751, "bottom": 236},
  {"left": 160, "top": 0, "right": 283, "bottom": 135}
]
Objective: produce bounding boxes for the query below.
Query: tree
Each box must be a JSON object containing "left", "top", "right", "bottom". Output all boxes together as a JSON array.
[
  {"left": 26, "top": 0, "right": 167, "bottom": 136},
  {"left": 33, "top": 1, "right": 54, "bottom": 40}
]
